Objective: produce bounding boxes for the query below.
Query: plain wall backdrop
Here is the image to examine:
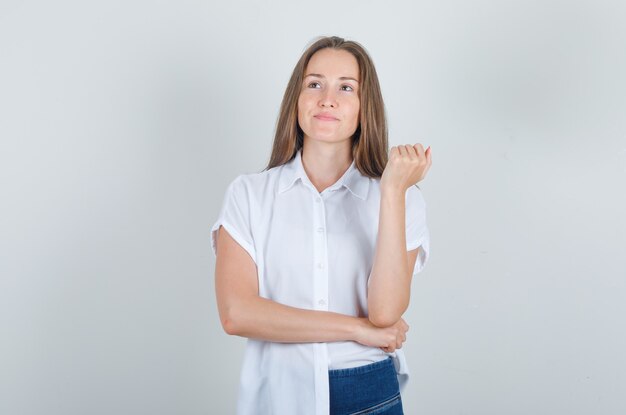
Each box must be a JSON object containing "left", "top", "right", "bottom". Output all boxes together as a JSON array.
[{"left": 1, "top": 0, "right": 625, "bottom": 414}]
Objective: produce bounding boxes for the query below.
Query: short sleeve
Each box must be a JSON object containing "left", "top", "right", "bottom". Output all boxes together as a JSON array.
[
  {"left": 210, "top": 175, "right": 256, "bottom": 263},
  {"left": 405, "top": 184, "right": 430, "bottom": 275}
]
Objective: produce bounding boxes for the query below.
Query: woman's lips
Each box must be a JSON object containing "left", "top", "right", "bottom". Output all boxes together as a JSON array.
[{"left": 314, "top": 115, "right": 338, "bottom": 121}]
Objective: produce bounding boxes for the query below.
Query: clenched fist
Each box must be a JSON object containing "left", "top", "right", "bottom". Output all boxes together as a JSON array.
[
  {"left": 354, "top": 317, "right": 410, "bottom": 353},
  {"left": 380, "top": 144, "right": 432, "bottom": 193}
]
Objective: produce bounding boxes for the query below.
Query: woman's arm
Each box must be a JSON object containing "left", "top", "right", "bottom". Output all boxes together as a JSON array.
[
  {"left": 215, "top": 226, "right": 408, "bottom": 349},
  {"left": 367, "top": 189, "right": 420, "bottom": 327},
  {"left": 367, "top": 144, "right": 431, "bottom": 328}
]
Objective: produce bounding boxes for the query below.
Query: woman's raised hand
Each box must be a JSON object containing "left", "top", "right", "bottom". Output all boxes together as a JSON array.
[
  {"left": 354, "top": 317, "right": 409, "bottom": 353},
  {"left": 380, "top": 144, "right": 432, "bottom": 193}
]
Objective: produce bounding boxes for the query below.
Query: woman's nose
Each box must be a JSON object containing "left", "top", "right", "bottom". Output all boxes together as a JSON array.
[{"left": 319, "top": 89, "right": 337, "bottom": 107}]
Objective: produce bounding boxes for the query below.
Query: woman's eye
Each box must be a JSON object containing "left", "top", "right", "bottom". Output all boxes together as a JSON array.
[{"left": 306, "top": 82, "right": 354, "bottom": 92}]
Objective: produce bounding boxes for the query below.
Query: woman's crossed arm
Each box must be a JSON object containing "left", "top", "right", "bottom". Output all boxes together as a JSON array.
[{"left": 214, "top": 226, "right": 408, "bottom": 352}]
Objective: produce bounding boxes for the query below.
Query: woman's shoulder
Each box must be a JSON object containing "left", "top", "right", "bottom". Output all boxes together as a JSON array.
[
  {"left": 231, "top": 165, "right": 279, "bottom": 188},
  {"left": 224, "top": 165, "right": 283, "bottom": 202}
]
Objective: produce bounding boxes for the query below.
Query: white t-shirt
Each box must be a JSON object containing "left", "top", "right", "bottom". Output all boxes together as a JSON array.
[{"left": 211, "top": 149, "right": 430, "bottom": 415}]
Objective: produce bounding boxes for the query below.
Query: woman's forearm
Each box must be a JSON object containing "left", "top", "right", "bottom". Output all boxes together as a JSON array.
[
  {"left": 223, "top": 294, "right": 365, "bottom": 343},
  {"left": 367, "top": 188, "right": 411, "bottom": 327}
]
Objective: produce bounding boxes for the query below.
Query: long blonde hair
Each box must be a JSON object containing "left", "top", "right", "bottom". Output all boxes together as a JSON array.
[{"left": 264, "top": 35, "right": 388, "bottom": 178}]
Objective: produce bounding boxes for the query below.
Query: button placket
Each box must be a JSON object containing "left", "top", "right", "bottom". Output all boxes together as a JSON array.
[
  {"left": 312, "top": 194, "right": 328, "bottom": 312},
  {"left": 311, "top": 192, "right": 330, "bottom": 414}
]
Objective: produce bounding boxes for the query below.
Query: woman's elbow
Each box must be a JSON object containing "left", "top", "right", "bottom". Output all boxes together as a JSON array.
[
  {"left": 219, "top": 305, "right": 245, "bottom": 336},
  {"left": 221, "top": 315, "right": 240, "bottom": 335},
  {"left": 367, "top": 310, "right": 402, "bottom": 328}
]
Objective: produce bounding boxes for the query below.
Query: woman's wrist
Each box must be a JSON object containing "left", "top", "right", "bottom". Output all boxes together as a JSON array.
[
  {"left": 350, "top": 317, "right": 369, "bottom": 344},
  {"left": 380, "top": 185, "right": 405, "bottom": 202}
]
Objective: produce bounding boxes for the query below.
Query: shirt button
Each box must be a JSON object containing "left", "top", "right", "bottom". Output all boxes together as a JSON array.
[
  {"left": 315, "top": 198, "right": 321, "bottom": 203},
  {"left": 317, "top": 227, "right": 324, "bottom": 233},
  {"left": 317, "top": 262, "right": 324, "bottom": 269},
  {"left": 318, "top": 299, "right": 326, "bottom": 306}
]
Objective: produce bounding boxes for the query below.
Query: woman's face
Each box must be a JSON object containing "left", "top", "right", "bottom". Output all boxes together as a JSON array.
[{"left": 297, "top": 48, "right": 360, "bottom": 146}]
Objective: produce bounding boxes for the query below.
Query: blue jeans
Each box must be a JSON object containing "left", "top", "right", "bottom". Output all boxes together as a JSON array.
[{"left": 328, "top": 357, "right": 404, "bottom": 415}]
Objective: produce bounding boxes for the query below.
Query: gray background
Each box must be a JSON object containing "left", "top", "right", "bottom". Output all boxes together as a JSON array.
[{"left": 1, "top": 0, "right": 625, "bottom": 414}]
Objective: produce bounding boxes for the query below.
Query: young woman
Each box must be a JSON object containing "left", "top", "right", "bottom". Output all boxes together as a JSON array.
[{"left": 211, "top": 35, "right": 432, "bottom": 415}]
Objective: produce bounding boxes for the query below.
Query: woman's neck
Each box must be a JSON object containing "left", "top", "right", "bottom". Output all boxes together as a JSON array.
[{"left": 301, "top": 140, "right": 352, "bottom": 193}]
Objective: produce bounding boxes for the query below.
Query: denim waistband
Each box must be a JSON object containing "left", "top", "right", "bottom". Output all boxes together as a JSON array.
[{"left": 328, "top": 356, "right": 394, "bottom": 379}]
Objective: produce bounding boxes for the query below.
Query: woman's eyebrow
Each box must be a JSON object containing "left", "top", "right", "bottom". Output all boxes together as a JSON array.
[{"left": 304, "top": 73, "right": 359, "bottom": 83}]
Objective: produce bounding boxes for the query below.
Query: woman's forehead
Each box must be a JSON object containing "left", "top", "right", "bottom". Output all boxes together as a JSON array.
[{"left": 305, "top": 49, "right": 359, "bottom": 81}]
